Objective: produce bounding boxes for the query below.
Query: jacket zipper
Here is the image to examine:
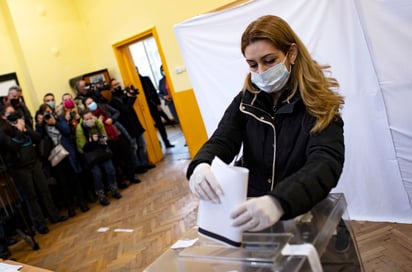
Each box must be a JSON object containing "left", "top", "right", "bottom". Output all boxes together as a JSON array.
[{"left": 239, "top": 101, "right": 277, "bottom": 191}]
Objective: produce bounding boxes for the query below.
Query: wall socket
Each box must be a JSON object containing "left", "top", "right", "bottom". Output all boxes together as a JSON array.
[{"left": 175, "top": 66, "right": 186, "bottom": 74}]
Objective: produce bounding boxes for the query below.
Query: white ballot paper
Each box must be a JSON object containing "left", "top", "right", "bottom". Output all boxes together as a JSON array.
[{"left": 197, "top": 156, "right": 249, "bottom": 247}]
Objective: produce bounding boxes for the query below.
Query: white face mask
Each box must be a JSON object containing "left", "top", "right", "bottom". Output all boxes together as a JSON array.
[
  {"left": 84, "top": 118, "right": 96, "bottom": 128},
  {"left": 251, "top": 55, "right": 290, "bottom": 93}
]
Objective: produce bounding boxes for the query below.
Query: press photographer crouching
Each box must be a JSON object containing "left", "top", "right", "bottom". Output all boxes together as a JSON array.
[
  {"left": 75, "top": 109, "right": 122, "bottom": 206},
  {"left": 0, "top": 105, "right": 67, "bottom": 235}
]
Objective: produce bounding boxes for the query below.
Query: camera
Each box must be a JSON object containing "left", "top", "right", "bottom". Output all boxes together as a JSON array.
[
  {"left": 84, "top": 80, "right": 111, "bottom": 103},
  {"left": 124, "top": 85, "right": 139, "bottom": 96},
  {"left": 69, "top": 110, "right": 77, "bottom": 120},
  {"left": 43, "top": 112, "right": 54, "bottom": 120},
  {"left": 85, "top": 80, "right": 110, "bottom": 93},
  {"left": 6, "top": 111, "right": 22, "bottom": 124}
]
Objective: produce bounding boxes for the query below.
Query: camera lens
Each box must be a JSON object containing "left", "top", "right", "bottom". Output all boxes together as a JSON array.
[
  {"left": 6, "top": 111, "right": 22, "bottom": 123},
  {"left": 43, "top": 112, "right": 52, "bottom": 120}
]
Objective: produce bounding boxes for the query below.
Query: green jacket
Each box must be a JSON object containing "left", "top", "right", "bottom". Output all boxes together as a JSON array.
[{"left": 75, "top": 117, "right": 107, "bottom": 154}]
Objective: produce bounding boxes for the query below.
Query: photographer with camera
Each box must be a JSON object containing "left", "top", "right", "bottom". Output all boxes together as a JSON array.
[
  {"left": 74, "top": 80, "right": 89, "bottom": 101},
  {"left": 36, "top": 103, "right": 90, "bottom": 217},
  {"left": 2, "top": 85, "right": 33, "bottom": 129},
  {"left": 60, "top": 93, "right": 81, "bottom": 128},
  {"left": 74, "top": 79, "right": 109, "bottom": 104},
  {"left": 83, "top": 96, "right": 141, "bottom": 187},
  {"left": 110, "top": 79, "right": 155, "bottom": 173},
  {"left": 0, "top": 105, "right": 68, "bottom": 235},
  {"left": 75, "top": 109, "right": 122, "bottom": 206},
  {"left": 54, "top": 92, "right": 97, "bottom": 204}
]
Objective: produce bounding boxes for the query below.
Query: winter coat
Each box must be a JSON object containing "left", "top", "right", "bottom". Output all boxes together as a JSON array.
[
  {"left": 0, "top": 120, "right": 41, "bottom": 169},
  {"left": 110, "top": 90, "right": 145, "bottom": 138},
  {"left": 36, "top": 116, "right": 83, "bottom": 174},
  {"left": 75, "top": 117, "right": 107, "bottom": 154},
  {"left": 186, "top": 88, "right": 344, "bottom": 219},
  {"left": 139, "top": 75, "right": 161, "bottom": 115}
]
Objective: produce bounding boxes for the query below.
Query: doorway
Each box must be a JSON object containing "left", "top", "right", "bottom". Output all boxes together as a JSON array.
[
  {"left": 112, "top": 28, "right": 187, "bottom": 163},
  {"left": 129, "top": 37, "right": 178, "bottom": 125}
]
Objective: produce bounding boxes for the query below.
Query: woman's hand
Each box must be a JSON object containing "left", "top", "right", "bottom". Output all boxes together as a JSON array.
[
  {"left": 231, "top": 196, "right": 284, "bottom": 232},
  {"left": 189, "top": 163, "right": 224, "bottom": 204}
]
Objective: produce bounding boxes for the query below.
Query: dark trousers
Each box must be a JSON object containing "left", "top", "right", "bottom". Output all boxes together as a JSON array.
[
  {"left": 89, "top": 159, "right": 117, "bottom": 193},
  {"left": 165, "top": 100, "right": 179, "bottom": 123},
  {"left": 9, "top": 160, "right": 59, "bottom": 228},
  {"left": 150, "top": 109, "right": 171, "bottom": 146},
  {"left": 109, "top": 135, "right": 137, "bottom": 180},
  {"left": 135, "top": 135, "right": 149, "bottom": 167},
  {"left": 52, "top": 157, "right": 86, "bottom": 209}
]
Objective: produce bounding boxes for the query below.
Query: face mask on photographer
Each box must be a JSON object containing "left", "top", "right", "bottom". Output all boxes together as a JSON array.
[
  {"left": 9, "top": 98, "right": 21, "bottom": 108},
  {"left": 46, "top": 101, "right": 55, "bottom": 109},
  {"left": 64, "top": 99, "right": 75, "bottom": 109},
  {"left": 87, "top": 101, "right": 98, "bottom": 112},
  {"left": 84, "top": 118, "right": 96, "bottom": 128},
  {"left": 251, "top": 53, "right": 290, "bottom": 94}
]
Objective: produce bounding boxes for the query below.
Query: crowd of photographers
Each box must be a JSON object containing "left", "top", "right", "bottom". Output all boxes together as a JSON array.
[{"left": 0, "top": 78, "right": 165, "bottom": 259}]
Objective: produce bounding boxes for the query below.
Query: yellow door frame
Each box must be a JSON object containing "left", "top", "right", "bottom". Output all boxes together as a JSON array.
[{"left": 112, "top": 28, "right": 165, "bottom": 163}]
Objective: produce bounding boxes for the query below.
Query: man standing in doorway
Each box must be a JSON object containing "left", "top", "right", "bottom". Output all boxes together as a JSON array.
[
  {"left": 3, "top": 85, "right": 34, "bottom": 129},
  {"left": 136, "top": 67, "right": 174, "bottom": 148},
  {"left": 158, "top": 65, "right": 179, "bottom": 124}
]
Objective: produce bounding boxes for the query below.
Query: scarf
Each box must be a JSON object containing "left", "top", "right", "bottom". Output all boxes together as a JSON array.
[{"left": 92, "top": 107, "right": 119, "bottom": 141}]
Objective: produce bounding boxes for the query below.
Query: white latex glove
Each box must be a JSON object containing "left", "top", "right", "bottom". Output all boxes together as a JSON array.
[
  {"left": 231, "top": 195, "right": 284, "bottom": 232},
  {"left": 189, "top": 163, "right": 224, "bottom": 203}
]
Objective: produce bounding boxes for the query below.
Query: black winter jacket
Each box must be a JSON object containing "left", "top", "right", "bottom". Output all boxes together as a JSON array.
[
  {"left": 186, "top": 89, "right": 344, "bottom": 219},
  {"left": 0, "top": 120, "right": 41, "bottom": 169},
  {"left": 110, "top": 90, "right": 145, "bottom": 138}
]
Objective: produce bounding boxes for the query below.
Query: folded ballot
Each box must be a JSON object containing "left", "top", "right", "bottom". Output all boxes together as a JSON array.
[{"left": 197, "top": 156, "right": 249, "bottom": 247}]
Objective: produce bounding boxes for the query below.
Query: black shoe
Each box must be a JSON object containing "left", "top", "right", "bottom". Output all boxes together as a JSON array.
[
  {"left": 111, "top": 190, "right": 122, "bottom": 199},
  {"left": 68, "top": 208, "right": 76, "bottom": 217},
  {"left": 135, "top": 166, "right": 148, "bottom": 173},
  {"left": 0, "top": 249, "right": 11, "bottom": 260},
  {"left": 79, "top": 202, "right": 90, "bottom": 212},
  {"left": 118, "top": 181, "right": 129, "bottom": 189},
  {"left": 36, "top": 225, "right": 50, "bottom": 234},
  {"left": 87, "top": 192, "right": 97, "bottom": 203},
  {"left": 6, "top": 237, "right": 18, "bottom": 246},
  {"left": 166, "top": 143, "right": 175, "bottom": 148},
  {"left": 0, "top": 246, "right": 11, "bottom": 260},
  {"left": 144, "top": 163, "right": 156, "bottom": 169},
  {"left": 50, "top": 215, "right": 69, "bottom": 224},
  {"left": 99, "top": 196, "right": 110, "bottom": 206},
  {"left": 130, "top": 177, "right": 141, "bottom": 184}
]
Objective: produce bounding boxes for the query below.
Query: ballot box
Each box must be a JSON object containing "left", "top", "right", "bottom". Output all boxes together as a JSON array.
[{"left": 144, "top": 193, "right": 362, "bottom": 272}]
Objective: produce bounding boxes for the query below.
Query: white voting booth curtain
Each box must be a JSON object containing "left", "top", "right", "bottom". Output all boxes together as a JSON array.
[{"left": 174, "top": 0, "right": 412, "bottom": 223}]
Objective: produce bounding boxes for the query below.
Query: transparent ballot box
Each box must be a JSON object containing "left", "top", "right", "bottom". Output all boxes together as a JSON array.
[{"left": 144, "top": 193, "right": 348, "bottom": 272}]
